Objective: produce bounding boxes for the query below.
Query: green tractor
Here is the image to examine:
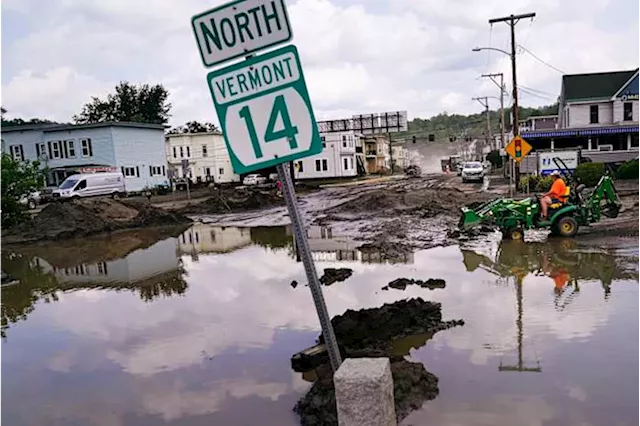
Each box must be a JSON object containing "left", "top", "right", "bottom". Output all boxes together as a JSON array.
[{"left": 459, "top": 158, "right": 622, "bottom": 240}]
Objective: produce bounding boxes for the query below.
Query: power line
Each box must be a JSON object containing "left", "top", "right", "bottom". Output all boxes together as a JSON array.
[
  {"left": 518, "top": 87, "right": 556, "bottom": 101},
  {"left": 518, "top": 84, "right": 557, "bottom": 97},
  {"left": 517, "top": 44, "right": 565, "bottom": 74}
]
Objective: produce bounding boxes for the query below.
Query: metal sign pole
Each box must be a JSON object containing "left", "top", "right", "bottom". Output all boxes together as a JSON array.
[{"left": 276, "top": 162, "right": 342, "bottom": 372}]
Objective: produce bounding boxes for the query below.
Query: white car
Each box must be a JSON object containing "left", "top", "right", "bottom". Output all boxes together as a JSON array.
[
  {"left": 461, "top": 161, "right": 485, "bottom": 183},
  {"left": 242, "top": 174, "right": 267, "bottom": 185}
]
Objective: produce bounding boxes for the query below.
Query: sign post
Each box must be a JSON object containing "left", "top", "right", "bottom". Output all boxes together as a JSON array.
[{"left": 191, "top": 0, "right": 342, "bottom": 372}]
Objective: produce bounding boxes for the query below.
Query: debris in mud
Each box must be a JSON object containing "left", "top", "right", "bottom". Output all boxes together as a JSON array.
[
  {"left": 319, "top": 268, "right": 353, "bottom": 285},
  {"left": 291, "top": 280, "right": 299, "bottom": 288},
  {"left": 382, "top": 278, "right": 446, "bottom": 291},
  {"left": 3, "top": 199, "right": 191, "bottom": 244},
  {"left": 294, "top": 358, "right": 438, "bottom": 426},
  {"left": 358, "top": 240, "right": 414, "bottom": 264},
  {"left": 294, "top": 298, "right": 462, "bottom": 425},
  {"left": 177, "top": 186, "right": 284, "bottom": 214}
]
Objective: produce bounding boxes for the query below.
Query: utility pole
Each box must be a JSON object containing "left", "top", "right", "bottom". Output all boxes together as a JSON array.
[
  {"left": 472, "top": 96, "right": 491, "bottom": 161},
  {"left": 388, "top": 132, "right": 393, "bottom": 175},
  {"left": 488, "top": 12, "right": 536, "bottom": 189},
  {"left": 481, "top": 73, "right": 506, "bottom": 151}
]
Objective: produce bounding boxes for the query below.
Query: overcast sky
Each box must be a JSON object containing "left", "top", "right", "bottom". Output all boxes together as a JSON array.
[{"left": 2, "top": 0, "right": 638, "bottom": 126}]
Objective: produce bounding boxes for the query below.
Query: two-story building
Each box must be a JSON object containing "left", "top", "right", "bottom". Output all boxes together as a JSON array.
[
  {"left": 293, "top": 130, "right": 361, "bottom": 179},
  {"left": 522, "top": 68, "right": 639, "bottom": 164},
  {"left": 364, "top": 134, "right": 391, "bottom": 174},
  {"left": 165, "top": 131, "right": 240, "bottom": 184},
  {"left": 519, "top": 115, "right": 558, "bottom": 132},
  {"left": 1, "top": 122, "right": 168, "bottom": 192}
]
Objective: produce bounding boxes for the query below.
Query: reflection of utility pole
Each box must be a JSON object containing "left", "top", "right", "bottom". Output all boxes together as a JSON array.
[
  {"left": 499, "top": 277, "right": 542, "bottom": 373},
  {"left": 472, "top": 96, "right": 490, "bottom": 160}
]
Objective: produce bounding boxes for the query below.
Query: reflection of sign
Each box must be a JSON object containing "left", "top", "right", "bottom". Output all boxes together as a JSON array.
[
  {"left": 505, "top": 136, "right": 532, "bottom": 162},
  {"left": 191, "top": 0, "right": 292, "bottom": 67},
  {"left": 207, "top": 45, "right": 322, "bottom": 174},
  {"left": 621, "top": 94, "right": 639, "bottom": 101},
  {"left": 539, "top": 150, "right": 578, "bottom": 176}
]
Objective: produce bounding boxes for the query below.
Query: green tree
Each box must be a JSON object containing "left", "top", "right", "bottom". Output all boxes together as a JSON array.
[
  {"left": 168, "top": 121, "right": 220, "bottom": 134},
  {"left": 1, "top": 154, "right": 45, "bottom": 228},
  {"left": 73, "top": 81, "right": 171, "bottom": 125},
  {"left": 1, "top": 106, "right": 59, "bottom": 128}
]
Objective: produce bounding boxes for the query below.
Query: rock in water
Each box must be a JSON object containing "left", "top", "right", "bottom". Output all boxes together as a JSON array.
[{"left": 319, "top": 268, "right": 353, "bottom": 286}]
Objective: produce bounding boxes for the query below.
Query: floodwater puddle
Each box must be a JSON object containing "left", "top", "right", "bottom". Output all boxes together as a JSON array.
[{"left": 2, "top": 223, "right": 638, "bottom": 425}]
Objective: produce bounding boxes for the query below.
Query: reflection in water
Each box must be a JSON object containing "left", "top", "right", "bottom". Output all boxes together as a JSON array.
[{"left": 2, "top": 235, "right": 187, "bottom": 338}]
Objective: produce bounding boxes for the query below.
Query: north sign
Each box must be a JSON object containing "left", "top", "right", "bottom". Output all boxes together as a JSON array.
[
  {"left": 207, "top": 45, "right": 322, "bottom": 174},
  {"left": 192, "top": 0, "right": 292, "bottom": 67}
]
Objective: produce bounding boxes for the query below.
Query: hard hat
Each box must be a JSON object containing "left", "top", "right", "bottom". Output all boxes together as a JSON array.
[{"left": 550, "top": 170, "right": 560, "bottom": 176}]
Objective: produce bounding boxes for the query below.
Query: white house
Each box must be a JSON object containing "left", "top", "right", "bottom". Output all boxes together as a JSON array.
[
  {"left": 165, "top": 132, "right": 240, "bottom": 184},
  {"left": 177, "top": 223, "right": 252, "bottom": 255},
  {"left": 293, "top": 131, "right": 360, "bottom": 179},
  {"left": 391, "top": 145, "right": 409, "bottom": 170},
  {"left": 1, "top": 122, "right": 168, "bottom": 192}
]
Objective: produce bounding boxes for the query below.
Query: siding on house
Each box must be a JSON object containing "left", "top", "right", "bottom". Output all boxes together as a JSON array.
[
  {"left": 565, "top": 101, "right": 613, "bottom": 128},
  {"left": 111, "top": 126, "right": 168, "bottom": 191},
  {"left": 612, "top": 99, "right": 640, "bottom": 124},
  {"left": 294, "top": 131, "right": 359, "bottom": 179}
]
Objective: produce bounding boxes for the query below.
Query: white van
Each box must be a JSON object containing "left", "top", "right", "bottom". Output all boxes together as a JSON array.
[{"left": 52, "top": 172, "right": 126, "bottom": 200}]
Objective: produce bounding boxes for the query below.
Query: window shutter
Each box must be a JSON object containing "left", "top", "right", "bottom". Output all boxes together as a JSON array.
[
  {"left": 63, "top": 140, "right": 68, "bottom": 158},
  {"left": 162, "top": 165, "right": 165, "bottom": 175},
  {"left": 149, "top": 165, "right": 152, "bottom": 176},
  {"left": 121, "top": 167, "right": 124, "bottom": 176},
  {"left": 19, "top": 145, "right": 24, "bottom": 161},
  {"left": 136, "top": 166, "right": 140, "bottom": 177},
  {"left": 36, "top": 144, "right": 41, "bottom": 158},
  {"left": 48, "top": 141, "right": 53, "bottom": 158}
]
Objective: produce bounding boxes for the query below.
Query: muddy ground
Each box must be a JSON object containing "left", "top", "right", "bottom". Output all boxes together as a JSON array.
[
  {"left": 294, "top": 298, "right": 464, "bottom": 425},
  {"left": 3, "top": 198, "right": 191, "bottom": 244}
]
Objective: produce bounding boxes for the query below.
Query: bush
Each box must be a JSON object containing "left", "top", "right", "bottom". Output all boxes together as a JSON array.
[
  {"left": 616, "top": 159, "right": 639, "bottom": 180},
  {"left": 486, "top": 150, "right": 503, "bottom": 168},
  {"left": 1, "top": 154, "right": 45, "bottom": 228},
  {"left": 575, "top": 163, "right": 605, "bottom": 187},
  {"left": 519, "top": 175, "right": 553, "bottom": 192}
]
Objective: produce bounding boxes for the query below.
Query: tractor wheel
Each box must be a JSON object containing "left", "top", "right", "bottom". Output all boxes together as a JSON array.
[
  {"left": 554, "top": 216, "right": 579, "bottom": 238},
  {"left": 503, "top": 227, "right": 524, "bottom": 240}
]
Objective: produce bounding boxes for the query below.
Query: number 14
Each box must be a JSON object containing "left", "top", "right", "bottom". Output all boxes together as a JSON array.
[{"left": 239, "top": 95, "right": 299, "bottom": 159}]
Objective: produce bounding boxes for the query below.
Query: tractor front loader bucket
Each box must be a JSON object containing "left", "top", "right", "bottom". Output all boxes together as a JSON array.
[{"left": 459, "top": 199, "right": 504, "bottom": 230}]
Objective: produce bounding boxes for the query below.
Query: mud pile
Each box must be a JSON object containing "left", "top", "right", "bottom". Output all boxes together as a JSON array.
[
  {"left": 382, "top": 277, "right": 446, "bottom": 291},
  {"left": 327, "top": 187, "right": 495, "bottom": 219},
  {"left": 294, "top": 298, "right": 463, "bottom": 425},
  {"left": 179, "top": 187, "right": 284, "bottom": 214},
  {"left": 4, "top": 199, "right": 191, "bottom": 243},
  {"left": 319, "top": 268, "right": 353, "bottom": 285}
]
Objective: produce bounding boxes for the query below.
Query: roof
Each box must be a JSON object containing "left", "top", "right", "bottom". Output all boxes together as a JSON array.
[
  {"left": 562, "top": 69, "right": 638, "bottom": 102},
  {"left": 1, "top": 121, "right": 166, "bottom": 133},
  {"left": 165, "top": 131, "right": 223, "bottom": 137}
]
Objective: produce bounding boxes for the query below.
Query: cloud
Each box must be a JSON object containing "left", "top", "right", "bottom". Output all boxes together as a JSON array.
[{"left": 2, "top": 0, "right": 637, "bottom": 125}]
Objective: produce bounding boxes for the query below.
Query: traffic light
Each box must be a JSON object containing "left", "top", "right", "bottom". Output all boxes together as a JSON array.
[
  {"left": 515, "top": 139, "right": 522, "bottom": 159},
  {"left": 428, "top": 134, "right": 435, "bottom": 142},
  {"left": 412, "top": 135, "right": 416, "bottom": 143}
]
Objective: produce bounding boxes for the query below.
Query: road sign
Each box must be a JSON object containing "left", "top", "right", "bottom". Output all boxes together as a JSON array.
[
  {"left": 192, "top": 0, "right": 293, "bottom": 68},
  {"left": 206, "top": 44, "right": 322, "bottom": 174},
  {"left": 505, "top": 135, "right": 532, "bottom": 162}
]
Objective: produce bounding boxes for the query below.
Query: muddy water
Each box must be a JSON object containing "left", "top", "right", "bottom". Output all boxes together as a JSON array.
[{"left": 2, "top": 224, "right": 638, "bottom": 426}]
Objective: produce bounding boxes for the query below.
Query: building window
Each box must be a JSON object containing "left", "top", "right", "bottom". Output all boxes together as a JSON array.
[
  {"left": 180, "top": 146, "right": 184, "bottom": 158},
  {"left": 349, "top": 158, "right": 354, "bottom": 169},
  {"left": 149, "top": 166, "right": 163, "bottom": 176},
  {"left": 202, "top": 145, "right": 208, "bottom": 157},
  {"left": 50, "top": 141, "right": 62, "bottom": 159},
  {"left": 9, "top": 145, "right": 24, "bottom": 161},
  {"left": 343, "top": 157, "right": 349, "bottom": 170},
  {"left": 186, "top": 146, "right": 191, "bottom": 157},
  {"left": 36, "top": 143, "right": 46, "bottom": 159},
  {"left": 97, "top": 262, "right": 108, "bottom": 275},
  {"left": 297, "top": 160, "right": 304, "bottom": 172},
  {"left": 210, "top": 230, "right": 216, "bottom": 242},
  {"left": 81, "top": 139, "right": 93, "bottom": 157},
  {"left": 589, "top": 105, "right": 599, "bottom": 124},
  {"left": 66, "top": 140, "right": 76, "bottom": 158},
  {"left": 218, "top": 168, "right": 224, "bottom": 175},
  {"left": 206, "top": 167, "right": 211, "bottom": 176},
  {"left": 624, "top": 102, "right": 633, "bottom": 121},
  {"left": 122, "top": 167, "right": 137, "bottom": 177},
  {"left": 173, "top": 146, "right": 177, "bottom": 158},
  {"left": 342, "top": 135, "right": 347, "bottom": 148}
]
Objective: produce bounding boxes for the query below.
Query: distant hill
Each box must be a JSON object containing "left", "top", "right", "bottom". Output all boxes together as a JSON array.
[{"left": 406, "top": 104, "right": 558, "bottom": 142}]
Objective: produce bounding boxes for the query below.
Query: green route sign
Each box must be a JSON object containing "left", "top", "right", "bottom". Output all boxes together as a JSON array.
[{"left": 206, "top": 44, "right": 322, "bottom": 174}]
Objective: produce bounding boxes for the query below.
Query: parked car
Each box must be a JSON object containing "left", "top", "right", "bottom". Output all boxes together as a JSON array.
[
  {"left": 19, "top": 191, "right": 41, "bottom": 209},
  {"left": 461, "top": 161, "right": 485, "bottom": 183},
  {"left": 242, "top": 174, "right": 267, "bottom": 185},
  {"left": 52, "top": 172, "right": 126, "bottom": 200}
]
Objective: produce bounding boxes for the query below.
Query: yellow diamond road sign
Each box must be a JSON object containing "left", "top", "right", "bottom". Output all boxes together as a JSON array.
[{"left": 505, "top": 135, "right": 532, "bottom": 162}]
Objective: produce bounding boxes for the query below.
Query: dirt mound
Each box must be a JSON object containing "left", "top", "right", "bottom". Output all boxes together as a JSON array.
[
  {"left": 294, "top": 298, "right": 463, "bottom": 425},
  {"left": 4, "top": 199, "right": 191, "bottom": 243},
  {"left": 179, "top": 187, "right": 284, "bottom": 214},
  {"left": 319, "top": 268, "right": 353, "bottom": 285},
  {"left": 382, "top": 277, "right": 446, "bottom": 291},
  {"left": 328, "top": 187, "right": 495, "bottom": 219}
]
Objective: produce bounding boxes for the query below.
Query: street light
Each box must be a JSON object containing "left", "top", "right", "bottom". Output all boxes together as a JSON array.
[{"left": 472, "top": 46, "right": 511, "bottom": 57}]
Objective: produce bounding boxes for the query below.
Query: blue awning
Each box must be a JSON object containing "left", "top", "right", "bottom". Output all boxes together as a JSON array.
[{"left": 522, "top": 125, "right": 639, "bottom": 139}]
